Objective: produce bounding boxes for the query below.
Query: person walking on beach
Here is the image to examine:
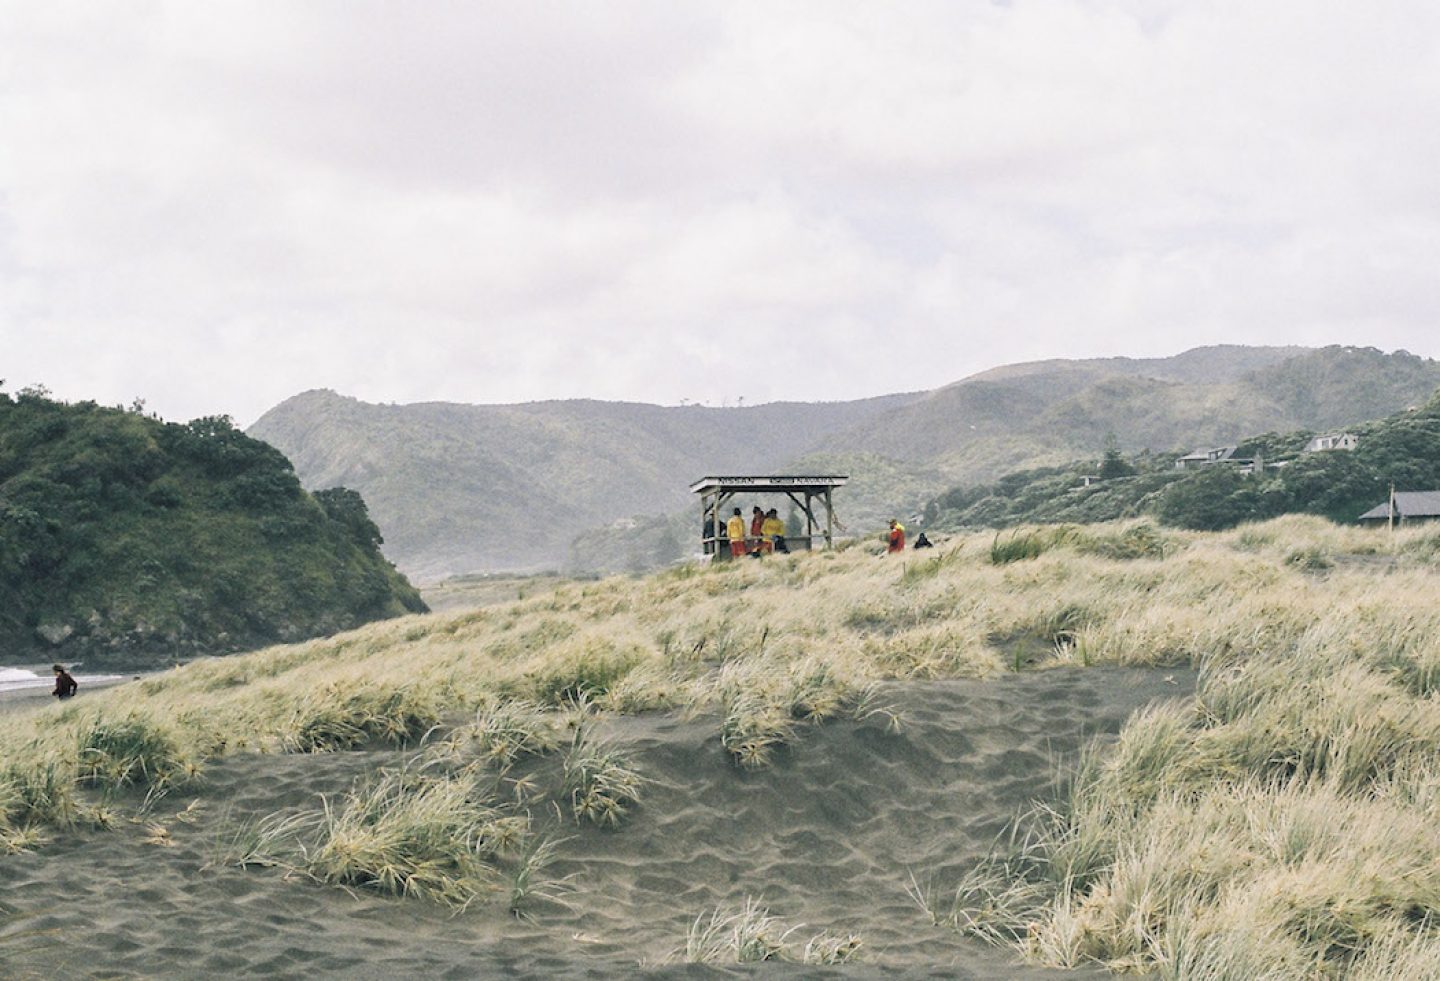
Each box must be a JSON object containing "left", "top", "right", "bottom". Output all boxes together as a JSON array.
[
  {"left": 887, "top": 519, "right": 906, "bottom": 553},
  {"left": 52, "top": 664, "right": 78, "bottom": 699},
  {"left": 727, "top": 508, "right": 748, "bottom": 558}
]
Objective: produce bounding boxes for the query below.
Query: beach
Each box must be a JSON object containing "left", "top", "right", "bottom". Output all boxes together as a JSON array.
[
  {"left": 0, "top": 666, "right": 1191, "bottom": 978},
  {"left": 0, "top": 668, "right": 134, "bottom": 718}
]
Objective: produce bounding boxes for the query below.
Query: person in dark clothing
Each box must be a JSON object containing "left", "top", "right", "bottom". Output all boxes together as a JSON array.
[
  {"left": 913, "top": 532, "right": 934, "bottom": 549},
  {"left": 52, "top": 664, "right": 78, "bottom": 699}
]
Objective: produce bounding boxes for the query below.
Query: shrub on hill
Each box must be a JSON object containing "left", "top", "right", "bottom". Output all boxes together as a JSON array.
[{"left": 0, "top": 388, "right": 426, "bottom": 667}]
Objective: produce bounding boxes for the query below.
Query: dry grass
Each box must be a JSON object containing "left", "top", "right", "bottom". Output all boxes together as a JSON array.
[
  {"left": 3, "top": 514, "right": 1439, "bottom": 964},
  {"left": 678, "top": 897, "right": 861, "bottom": 964}
]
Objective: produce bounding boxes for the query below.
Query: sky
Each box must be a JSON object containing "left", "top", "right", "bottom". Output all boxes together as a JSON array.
[{"left": 4, "top": 1, "right": 1440, "bottom": 427}]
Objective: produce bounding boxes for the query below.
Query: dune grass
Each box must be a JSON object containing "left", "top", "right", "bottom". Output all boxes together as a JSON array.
[
  {"left": 2, "top": 514, "right": 1439, "bottom": 966},
  {"left": 679, "top": 897, "right": 862, "bottom": 965}
]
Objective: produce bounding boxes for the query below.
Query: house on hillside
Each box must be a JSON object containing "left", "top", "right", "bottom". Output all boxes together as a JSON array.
[
  {"left": 1304, "top": 433, "right": 1358, "bottom": 453},
  {"left": 1357, "top": 491, "right": 1440, "bottom": 526},
  {"left": 1175, "top": 446, "right": 1237, "bottom": 470}
]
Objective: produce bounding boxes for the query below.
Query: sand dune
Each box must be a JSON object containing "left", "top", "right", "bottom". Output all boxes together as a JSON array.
[{"left": 1, "top": 666, "right": 1191, "bottom": 978}]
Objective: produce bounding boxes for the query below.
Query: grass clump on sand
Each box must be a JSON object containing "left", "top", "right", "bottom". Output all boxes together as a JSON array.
[
  {"left": 679, "top": 897, "right": 862, "bottom": 965},
  {"left": 924, "top": 625, "right": 1440, "bottom": 976},
  {"left": 76, "top": 712, "right": 198, "bottom": 791},
  {"left": 210, "top": 761, "right": 535, "bottom": 910},
  {"left": 306, "top": 766, "right": 521, "bottom": 908},
  {"left": 711, "top": 659, "right": 872, "bottom": 768},
  {"left": 990, "top": 522, "right": 1179, "bottom": 565},
  {"left": 280, "top": 684, "right": 443, "bottom": 753},
  {"left": 563, "top": 722, "right": 643, "bottom": 827},
  {"left": 210, "top": 703, "right": 634, "bottom": 908},
  {"left": 0, "top": 760, "right": 73, "bottom": 853}
]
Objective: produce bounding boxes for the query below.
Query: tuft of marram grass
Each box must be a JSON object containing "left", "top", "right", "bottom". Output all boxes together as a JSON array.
[
  {"left": 75, "top": 712, "right": 197, "bottom": 791},
  {"left": 562, "top": 721, "right": 643, "bottom": 828},
  {"left": 279, "top": 684, "right": 443, "bottom": 753},
  {"left": 678, "top": 898, "right": 861, "bottom": 965},
  {"left": 506, "top": 834, "right": 575, "bottom": 918},
  {"left": 304, "top": 765, "right": 520, "bottom": 908},
  {"left": 444, "top": 698, "right": 560, "bottom": 770}
]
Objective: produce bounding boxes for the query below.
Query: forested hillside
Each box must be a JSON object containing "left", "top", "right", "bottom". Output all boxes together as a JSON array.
[
  {"left": 0, "top": 388, "right": 426, "bottom": 667},
  {"left": 926, "top": 387, "right": 1440, "bottom": 533}
]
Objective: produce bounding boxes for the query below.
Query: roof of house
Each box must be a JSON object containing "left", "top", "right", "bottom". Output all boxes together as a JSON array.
[
  {"left": 1357, "top": 491, "right": 1440, "bottom": 521},
  {"left": 1178, "top": 446, "right": 1236, "bottom": 462}
]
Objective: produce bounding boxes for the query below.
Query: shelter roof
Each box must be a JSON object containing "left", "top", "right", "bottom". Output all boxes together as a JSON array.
[
  {"left": 689, "top": 475, "right": 849, "bottom": 495},
  {"left": 1357, "top": 491, "right": 1440, "bottom": 521}
]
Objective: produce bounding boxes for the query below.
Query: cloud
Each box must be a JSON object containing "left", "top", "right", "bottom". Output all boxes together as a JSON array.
[{"left": 2, "top": 1, "right": 1439, "bottom": 424}]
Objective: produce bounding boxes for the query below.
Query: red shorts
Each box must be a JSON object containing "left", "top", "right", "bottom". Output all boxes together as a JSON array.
[{"left": 729, "top": 540, "right": 748, "bottom": 557}]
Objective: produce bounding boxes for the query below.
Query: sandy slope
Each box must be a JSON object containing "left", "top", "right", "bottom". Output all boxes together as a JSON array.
[{"left": 0, "top": 667, "right": 1192, "bottom": 979}]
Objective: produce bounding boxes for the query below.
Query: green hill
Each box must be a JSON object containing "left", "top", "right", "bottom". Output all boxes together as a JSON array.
[
  {"left": 926, "top": 386, "right": 1440, "bottom": 533},
  {"left": 0, "top": 388, "right": 426, "bottom": 668}
]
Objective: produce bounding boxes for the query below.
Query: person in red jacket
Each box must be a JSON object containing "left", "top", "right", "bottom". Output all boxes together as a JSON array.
[
  {"left": 750, "top": 506, "right": 767, "bottom": 554},
  {"left": 887, "top": 519, "right": 905, "bottom": 553}
]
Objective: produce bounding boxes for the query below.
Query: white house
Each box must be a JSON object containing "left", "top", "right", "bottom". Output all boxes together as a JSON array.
[{"left": 1304, "top": 433, "right": 1358, "bottom": 453}]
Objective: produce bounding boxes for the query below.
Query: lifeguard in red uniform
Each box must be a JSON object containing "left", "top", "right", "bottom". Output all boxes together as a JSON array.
[{"left": 887, "top": 519, "right": 905, "bottom": 553}]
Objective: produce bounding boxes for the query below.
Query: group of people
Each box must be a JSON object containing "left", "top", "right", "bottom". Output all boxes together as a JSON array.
[
  {"left": 704, "top": 506, "right": 930, "bottom": 558},
  {"left": 890, "top": 521, "right": 933, "bottom": 552},
  {"left": 717, "top": 506, "right": 789, "bottom": 558}
]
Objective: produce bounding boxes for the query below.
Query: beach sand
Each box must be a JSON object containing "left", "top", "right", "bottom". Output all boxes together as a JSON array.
[{"left": 0, "top": 666, "right": 1193, "bottom": 978}]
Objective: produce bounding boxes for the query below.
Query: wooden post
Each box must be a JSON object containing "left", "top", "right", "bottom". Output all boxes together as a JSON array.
[
  {"left": 701, "top": 491, "right": 710, "bottom": 555},
  {"left": 824, "top": 488, "right": 834, "bottom": 549}
]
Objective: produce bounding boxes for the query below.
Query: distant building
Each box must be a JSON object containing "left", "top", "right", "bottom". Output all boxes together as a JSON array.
[
  {"left": 1176, "top": 446, "right": 1237, "bottom": 470},
  {"left": 1357, "top": 491, "right": 1440, "bottom": 526},
  {"left": 1304, "top": 433, "right": 1358, "bottom": 453}
]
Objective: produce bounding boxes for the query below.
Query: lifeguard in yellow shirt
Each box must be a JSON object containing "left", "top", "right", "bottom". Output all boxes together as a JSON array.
[
  {"left": 761, "top": 509, "right": 786, "bottom": 553},
  {"left": 726, "top": 508, "right": 748, "bottom": 557}
]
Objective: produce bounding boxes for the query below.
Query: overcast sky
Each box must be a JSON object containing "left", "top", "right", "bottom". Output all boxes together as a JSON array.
[{"left": 4, "top": 2, "right": 1439, "bottom": 426}]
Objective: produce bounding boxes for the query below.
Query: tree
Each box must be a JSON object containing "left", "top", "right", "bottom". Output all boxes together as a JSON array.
[
  {"left": 1097, "top": 433, "right": 1135, "bottom": 480},
  {"left": 1157, "top": 466, "right": 1267, "bottom": 531},
  {"left": 314, "top": 487, "right": 384, "bottom": 550}
]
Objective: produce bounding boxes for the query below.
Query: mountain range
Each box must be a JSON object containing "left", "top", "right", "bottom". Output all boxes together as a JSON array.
[{"left": 247, "top": 345, "right": 1440, "bottom": 578}]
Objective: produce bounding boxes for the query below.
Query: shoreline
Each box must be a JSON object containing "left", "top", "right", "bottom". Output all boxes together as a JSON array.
[{"left": 0, "top": 675, "right": 137, "bottom": 717}]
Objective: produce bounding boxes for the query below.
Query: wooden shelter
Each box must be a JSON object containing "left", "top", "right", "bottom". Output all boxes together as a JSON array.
[{"left": 691, "top": 474, "right": 848, "bottom": 558}]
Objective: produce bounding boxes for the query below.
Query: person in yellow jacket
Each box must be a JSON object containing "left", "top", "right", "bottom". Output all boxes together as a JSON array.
[
  {"left": 887, "top": 518, "right": 906, "bottom": 553},
  {"left": 761, "top": 508, "right": 787, "bottom": 554},
  {"left": 726, "top": 508, "right": 748, "bottom": 557}
]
